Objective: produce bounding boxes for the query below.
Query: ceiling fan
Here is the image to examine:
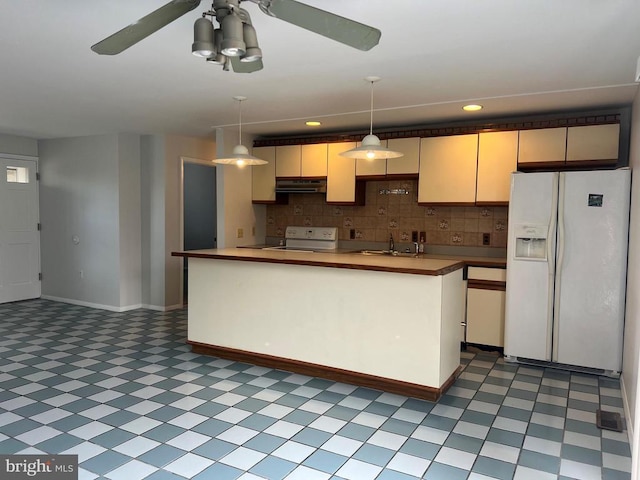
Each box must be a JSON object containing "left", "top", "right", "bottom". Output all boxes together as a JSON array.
[{"left": 91, "top": 0, "right": 382, "bottom": 73}]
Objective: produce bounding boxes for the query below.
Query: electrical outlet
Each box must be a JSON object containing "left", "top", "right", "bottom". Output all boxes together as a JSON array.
[
  {"left": 411, "top": 231, "right": 418, "bottom": 242},
  {"left": 482, "top": 233, "right": 491, "bottom": 245},
  {"left": 237, "top": 228, "right": 244, "bottom": 239}
]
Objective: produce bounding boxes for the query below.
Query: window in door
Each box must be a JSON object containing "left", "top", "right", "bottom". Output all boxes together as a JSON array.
[{"left": 6, "top": 166, "right": 29, "bottom": 183}]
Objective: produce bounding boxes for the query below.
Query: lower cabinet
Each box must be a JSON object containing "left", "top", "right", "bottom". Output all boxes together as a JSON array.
[{"left": 466, "top": 267, "right": 506, "bottom": 347}]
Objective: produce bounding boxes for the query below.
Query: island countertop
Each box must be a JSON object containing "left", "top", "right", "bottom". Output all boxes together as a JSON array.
[{"left": 172, "top": 248, "right": 465, "bottom": 276}]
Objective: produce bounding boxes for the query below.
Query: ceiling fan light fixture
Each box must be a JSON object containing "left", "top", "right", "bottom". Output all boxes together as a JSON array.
[
  {"left": 192, "top": 17, "right": 215, "bottom": 58},
  {"left": 220, "top": 12, "right": 246, "bottom": 57},
  {"left": 340, "top": 77, "right": 404, "bottom": 160},
  {"left": 212, "top": 96, "right": 268, "bottom": 167},
  {"left": 240, "top": 24, "right": 262, "bottom": 63}
]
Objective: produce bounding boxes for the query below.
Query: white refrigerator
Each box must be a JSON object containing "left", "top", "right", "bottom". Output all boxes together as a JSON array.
[{"left": 504, "top": 169, "right": 631, "bottom": 374}]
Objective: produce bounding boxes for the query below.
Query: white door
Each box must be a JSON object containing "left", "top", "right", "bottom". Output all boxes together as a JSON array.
[
  {"left": 554, "top": 169, "right": 630, "bottom": 371},
  {"left": 0, "top": 158, "right": 41, "bottom": 303},
  {"left": 504, "top": 172, "right": 558, "bottom": 361}
]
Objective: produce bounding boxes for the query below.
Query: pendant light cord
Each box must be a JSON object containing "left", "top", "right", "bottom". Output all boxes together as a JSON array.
[
  {"left": 369, "top": 80, "right": 374, "bottom": 136},
  {"left": 238, "top": 98, "right": 243, "bottom": 145}
]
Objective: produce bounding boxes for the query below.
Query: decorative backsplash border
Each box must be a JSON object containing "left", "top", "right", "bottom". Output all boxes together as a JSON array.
[{"left": 266, "top": 180, "right": 508, "bottom": 248}]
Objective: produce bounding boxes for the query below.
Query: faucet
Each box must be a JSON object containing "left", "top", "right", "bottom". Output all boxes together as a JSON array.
[{"left": 388, "top": 234, "right": 395, "bottom": 253}]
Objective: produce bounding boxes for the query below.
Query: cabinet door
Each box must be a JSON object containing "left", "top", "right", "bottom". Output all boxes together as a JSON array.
[
  {"left": 566, "top": 124, "right": 620, "bottom": 162},
  {"left": 386, "top": 137, "right": 420, "bottom": 175},
  {"left": 518, "top": 128, "right": 566, "bottom": 165},
  {"left": 275, "top": 145, "right": 301, "bottom": 177},
  {"left": 418, "top": 134, "right": 478, "bottom": 204},
  {"left": 251, "top": 147, "right": 276, "bottom": 203},
  {"left": 327, "top": 142, "right": 356, "bottom": 203},
  {"left": 466, "top": 287, "right": 506, "bottom": 347},
  {"left": 301, "top": 144, "right": 328, "bottom": 177},
  {"left": 477, "top": 131, "right": 518, "bottom": 204},
  {"left": 355, "top": 139, "right": 386, "bottom": 176}
]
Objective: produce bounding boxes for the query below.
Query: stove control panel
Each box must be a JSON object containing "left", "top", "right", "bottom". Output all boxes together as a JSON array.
[{"left": 285, "top": 226, "right": 337, "bottom": 241}]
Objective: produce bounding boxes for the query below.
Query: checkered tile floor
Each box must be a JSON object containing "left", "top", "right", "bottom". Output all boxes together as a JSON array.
[{"left": 0, "top": 299, "right": 632, "bottom": 479}]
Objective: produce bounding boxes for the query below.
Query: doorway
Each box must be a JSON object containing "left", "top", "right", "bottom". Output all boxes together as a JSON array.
[
  {"left": 181, "top": 158, "right": 217, "bottom": 304},
  {"left": 0, "top": 157, "right": 40, "bottom": 304}
]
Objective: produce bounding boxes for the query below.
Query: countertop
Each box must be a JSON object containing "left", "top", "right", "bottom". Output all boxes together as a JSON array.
[{"left": 172, "top": 248, "right": 466, "bottom": 276}]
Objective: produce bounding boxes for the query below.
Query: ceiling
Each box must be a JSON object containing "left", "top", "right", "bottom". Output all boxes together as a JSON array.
[{"left": 1, "top": 0, "right": 639, "bottom": 141}]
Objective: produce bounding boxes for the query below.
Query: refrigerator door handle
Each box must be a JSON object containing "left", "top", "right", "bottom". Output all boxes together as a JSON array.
[
  {"left": 546, "top": 172, "right": 559, "bottom": 361},
  {"left": 552, "top": 172, "right": 565, "bottom": 362}
]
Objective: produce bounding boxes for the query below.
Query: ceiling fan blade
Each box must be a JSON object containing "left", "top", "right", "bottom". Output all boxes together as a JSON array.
[
  {"left": 230, "top": 56, "right": 264, "bottom": 73},
  {"left": 91, "top": 0, "right": 202, "bottom": 55},
  {"left": 262, "top": 0, "right": 381, "bottom": 51}
]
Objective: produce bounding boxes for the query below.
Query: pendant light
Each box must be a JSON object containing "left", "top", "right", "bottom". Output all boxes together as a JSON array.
[
  {"left": 340, "top": 76, "right": 403, "bottom": 160},
  {"left": 212, "top": 96, "right": 267, "bottom": 167}
]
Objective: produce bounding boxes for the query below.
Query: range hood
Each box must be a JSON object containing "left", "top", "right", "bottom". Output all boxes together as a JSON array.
[{"left": 275, "top": 179, "right": 327, "bottom": 193}]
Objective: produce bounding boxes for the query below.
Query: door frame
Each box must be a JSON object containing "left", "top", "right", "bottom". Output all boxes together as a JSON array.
[{"left": 179, "top": 156, "right": 217, "bottom": 304}]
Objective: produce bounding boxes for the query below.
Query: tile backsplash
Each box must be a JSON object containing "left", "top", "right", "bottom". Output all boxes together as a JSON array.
[{"left": 266, "top": 180, "right": 508, "bottom": 248}]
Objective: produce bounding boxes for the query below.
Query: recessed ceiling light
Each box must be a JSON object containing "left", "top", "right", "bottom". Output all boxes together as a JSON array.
[
  {"left": 463, "top": 104, "right": 483, "bottom": 112},
  {"left": 306, "top": 121, "right": 322, "bottom": 126}
]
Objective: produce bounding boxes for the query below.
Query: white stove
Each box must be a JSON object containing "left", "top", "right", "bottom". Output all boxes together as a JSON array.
[{"left": 264, "top": 226, "right": 339, "bottom": 252}]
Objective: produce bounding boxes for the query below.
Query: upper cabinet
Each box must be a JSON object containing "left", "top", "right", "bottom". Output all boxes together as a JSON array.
[
  {"left": 355, "top": 137, "right": 421, "bottom": 177},
  {"left": 518, "top": 124, "right": 620, "bottom": 168},
  {"left": 301, "top": 144, "right": 328, "bottom": 177},
  {"left": 327, "top": 142, "right": 364, "bottom": 204},
  {"left": 518, "top": 127, "right": 566, "bottom": 165},
  {"left": 275, "top": 145, "right": 301, "bottom": 178},
  {"left": 355, "top": 139, "right": 387, "bottom": 177},
  {"left": 251, "top": 146, "right": 277, "bottom": 203},
  {"left": 386, "top": 137, "right": 420, "bottom": 175},
  {"left": 476, "top": 131, "right": 518, "bottom": 204},
  {"left": 566, "top": 124, "right": 620, "bottom": 163},
  {"left": 418, "top": 134, "right": 478, "bottom": 205}
]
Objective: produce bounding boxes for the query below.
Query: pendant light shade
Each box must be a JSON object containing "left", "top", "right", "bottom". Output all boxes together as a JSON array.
[
  {"left": 213, "top": 96, "right": 267, "bottom": 167},
  {"left": 340, "top": 77, "right": 404, "bottom": 160},
  {"left": 220, "top": 12, "right": 246, "bottom": 57},
  {"left": 192, "top": 17, "right": 215, "bottom": 58}
]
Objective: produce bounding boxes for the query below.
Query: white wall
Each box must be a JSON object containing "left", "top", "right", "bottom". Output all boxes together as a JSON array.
[
  {"left": 118, "top": 134, "right": 142, "bottom": 308},
  {"left": 140, "top": 134, "right": 217, "bottom": 310},
  {"left": 0, "top": 133, "right": 38, "bottom": 157},
  {"left": 624, "top": 90, "right": 640, "bottom": 474},
  {"left": 215, "top": 127, "right": 266, "bottom": 248},
  {"left": 39, "top": 135, "right": 124, "bottom": 309}
]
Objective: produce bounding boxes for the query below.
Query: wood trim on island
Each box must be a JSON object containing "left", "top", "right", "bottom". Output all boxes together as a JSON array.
[
  {"left": 171, "top": 250, "right": 465, "bottom": 276},
  {"left": 189, "top": 341, "right": 462, "bottom": 402}
]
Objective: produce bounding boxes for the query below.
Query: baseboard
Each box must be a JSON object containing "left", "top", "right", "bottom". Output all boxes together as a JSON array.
[
  {"left": 621, "top": 374, "right": 634, "bottom": 448},
  {"left": 189, "top": 340, "right": 461, "bottom": 402},
  {"left": 140, "top": 303, "right": 184, "bottom": 312},
  {"left": 41, "top": 295, "right": 143, "bottom": 312}
]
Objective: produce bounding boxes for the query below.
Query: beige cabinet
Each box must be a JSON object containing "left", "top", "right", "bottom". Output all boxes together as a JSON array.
[
  {"left": 566, "top": 124, "right": 620, "bottom": 162},
  {"left": 418, "top": 134, "right": 478, "bottom": 204},
  {"left": 476, "top": 131, "right": 518, "bottom": 204},
  {"left": 356, "top": 156, "right": 386, "bottom": 177},
  {"left": 386, "top": 137, "right": 420, "bottom": 175},
  {"left": 301, "top": 144, "right": 328, "bottom": 177},
  {"left": 275, "top": 145, "right": 301, "bottom": 178},
  {"left": 327, "top": 142, "right": 358, "bottom": 204},
  {"left": 355, "top": 139, "right": 387, "bottom": 176},
  {"left": 518, "top": 127, "right": 567, "bottom": 165},
  {"left": 251, "top": 146, "right": 276, "bottom": 203},
  {"left": 466, "top": 267, "right": 507, "bottom": 347}
]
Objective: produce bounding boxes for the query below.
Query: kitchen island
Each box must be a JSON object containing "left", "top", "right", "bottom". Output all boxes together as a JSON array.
[{"left": 172, "top": 248, "right": 466, "bottom": 400}]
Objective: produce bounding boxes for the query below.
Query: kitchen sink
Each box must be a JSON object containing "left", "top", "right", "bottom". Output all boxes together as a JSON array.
[{"left": 359, "top": 250, "right": 420, "bottom": 258}]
